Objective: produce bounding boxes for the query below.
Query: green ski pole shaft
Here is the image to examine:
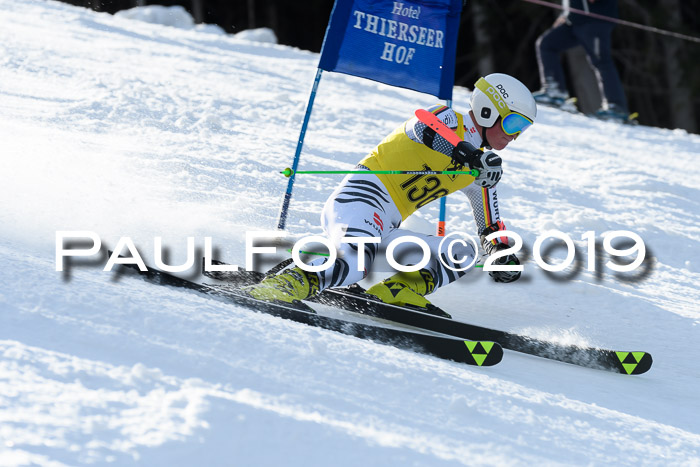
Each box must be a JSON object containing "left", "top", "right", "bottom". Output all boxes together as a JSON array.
[
  {"left": 281, "top": 167, "right": 479, "bottom": 178},
  {"left": 287, "top": 248, "right": 330, "bottom": 257}
]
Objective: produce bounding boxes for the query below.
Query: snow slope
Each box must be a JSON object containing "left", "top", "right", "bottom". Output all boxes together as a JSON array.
[{"left": 1, "top": 1, "right": 700, "bottom": 465}]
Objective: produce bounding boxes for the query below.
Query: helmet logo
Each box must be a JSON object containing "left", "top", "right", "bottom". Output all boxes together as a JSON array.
[
  {"left": 481, "top": 108, "right": 491, "bottom": 119},
  {"left": 474, "top": 77, "right": 517, "bottom": 122},
  {"left": 486, "top": 86, "right": 507, "bottom": 110}
]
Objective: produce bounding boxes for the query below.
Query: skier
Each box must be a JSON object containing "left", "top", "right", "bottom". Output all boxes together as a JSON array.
[
  {"left": 533, "top": 0, "right": 631, "bottom": 122},
  {"left": 246, "top": 73, "right": 537, "bottom": 311}
]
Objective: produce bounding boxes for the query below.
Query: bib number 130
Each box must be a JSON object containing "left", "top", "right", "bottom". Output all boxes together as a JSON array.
[{"left": 400, "top": 165, "right": 449, "bottom": 209}]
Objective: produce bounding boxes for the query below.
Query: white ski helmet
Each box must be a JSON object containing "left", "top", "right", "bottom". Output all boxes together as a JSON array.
[{"left": 470, "top": 73, "right": 537, "bottom": 129}]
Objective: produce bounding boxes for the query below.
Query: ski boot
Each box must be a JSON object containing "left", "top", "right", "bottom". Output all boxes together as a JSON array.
[
  {"left": 532, "top": 80, "right": 578, "bottom": 113},
  {"left": 245, "top": 267, "right": 320, "bottom": 304},
  {"left": 594, "top": 103, "right": 638, "bottom": 125},
  {"left": 365, "top": 269, "right": 452, "bottom": 317},
  {"left": 365, "top": 270, "right": 451, "bottom": 318}
]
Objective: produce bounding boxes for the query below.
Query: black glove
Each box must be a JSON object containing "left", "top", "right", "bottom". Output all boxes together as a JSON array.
[
  {"left": 451, "top": 140, "right": 482, "bottom": 167},
  {"left": 485, "top": 244, "right": 521, "bottom": 283},
  {"left": 471, "top": 151, "right": 503, "bottom": 188},
  {"left": 480, "top": 223, "right": 520, "bottom": 283}
]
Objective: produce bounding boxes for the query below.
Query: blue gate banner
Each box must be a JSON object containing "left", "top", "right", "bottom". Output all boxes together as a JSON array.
[{"left": 318, "top": 0, "right": 463, "bottom": 100}]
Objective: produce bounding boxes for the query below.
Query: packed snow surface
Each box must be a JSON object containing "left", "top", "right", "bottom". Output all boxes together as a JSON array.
[{"left": 1, "top": 1, "right": 699, "bottom": 465}]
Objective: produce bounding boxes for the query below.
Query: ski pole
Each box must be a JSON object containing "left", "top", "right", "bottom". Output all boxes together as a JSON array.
[
  {"left": 281, "top": 167, "right": 480, "bottom": 178},
  {"left": 287, "top": 248, "right": 330, "bottom": 257}
]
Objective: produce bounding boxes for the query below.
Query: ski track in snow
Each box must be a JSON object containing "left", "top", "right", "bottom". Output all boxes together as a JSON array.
[{"left": 1, "top": 1, "right": 699, "bottom": 465}]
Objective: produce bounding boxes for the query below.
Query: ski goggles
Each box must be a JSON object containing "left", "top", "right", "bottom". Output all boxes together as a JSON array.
[{"left": 500, "top": 112, "right": 533, "bottom": 137}]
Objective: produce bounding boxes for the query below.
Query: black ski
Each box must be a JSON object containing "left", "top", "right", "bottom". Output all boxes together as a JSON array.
[
  {"left": 114, "top": 261, "right": 503, "bottom": 367},
  {"left": 203, "top": 262, "right": 651, "bottom": 375},
  {"left": 315, "top": 285, "right": 652, "bottom": 375}
]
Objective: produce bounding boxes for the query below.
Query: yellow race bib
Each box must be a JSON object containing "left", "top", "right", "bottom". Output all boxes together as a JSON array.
[{"left": 359, "top": 112, "right": 475, "bottom": 220}]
